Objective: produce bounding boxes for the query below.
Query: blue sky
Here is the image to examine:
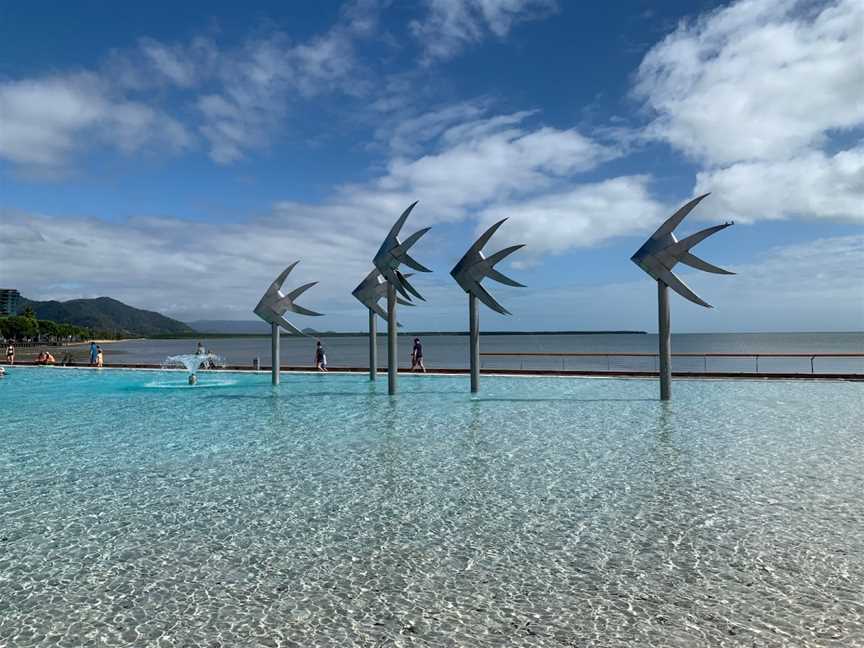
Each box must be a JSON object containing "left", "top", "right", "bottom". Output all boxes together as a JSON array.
[{"left": 1, "top": 0, "right": 862, "bottom": 332}]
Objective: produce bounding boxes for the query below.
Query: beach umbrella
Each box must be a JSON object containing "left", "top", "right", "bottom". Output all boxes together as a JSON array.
[
  {"left": 631, "top": 193, "right": 734, "bottom": 400},
  {"left": 351, "top": 269, "right": 413, "bottom": 381},
  {"left": 372, "top": 201, "right": 432, "bottom": 394},
  {"left": 450, "top": 219, "right": 525, "bottom": 393},
  {"left": 253, "top": 261, "right": 324, "bottom": 385}
]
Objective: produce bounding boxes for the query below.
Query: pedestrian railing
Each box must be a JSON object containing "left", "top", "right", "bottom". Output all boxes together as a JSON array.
[{"left": 478, "top": 352, "right": 864, "bottom": 375}]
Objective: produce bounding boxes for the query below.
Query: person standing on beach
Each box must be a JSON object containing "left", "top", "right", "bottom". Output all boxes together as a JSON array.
[
  {"left": 315, "top": 340, "right": 327, "bottom": 372},
  {"left": 89, "top": 341, "right": 98, "bottom": 366},
  {"left": 5, "top": 343, "right": 13, "bottom": 365},
  {"left": 411, "top": 337, "right": 426, "bottom": 373}
]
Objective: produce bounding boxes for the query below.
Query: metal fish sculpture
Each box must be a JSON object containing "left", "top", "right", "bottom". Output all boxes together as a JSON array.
[
  {"left": 254, "top": 261, "right": 323, "bottom": 334},
  {"left": 372, "top": 201, "right": 432, "bottom": 302},
  {"left": 450, "top": 218, "right": 525, "bottom": 315},
  {"left": 450, "top": 218, "right": 525, "bottom": 392},
  {"left": 631, "top": 193, "right": 734, "bottom": 400},
  {"left": 351, "top": 269, "right": 413, "bottom": 322},
  {"left": 631, "top": 193, "right": 734, "bottom": 308},
  {"left": 253, "top": 261, "right": 323, "bottom": 385}
]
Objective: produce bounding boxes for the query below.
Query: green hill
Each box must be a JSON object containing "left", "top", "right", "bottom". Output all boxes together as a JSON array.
[{"left": 19, "top": 296, "right": 194, "bottom": 337}]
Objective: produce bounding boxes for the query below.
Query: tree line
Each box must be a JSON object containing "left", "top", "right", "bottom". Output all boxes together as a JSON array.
[{"left": 0, "top": 307, "right": 102, "bottom": 343}]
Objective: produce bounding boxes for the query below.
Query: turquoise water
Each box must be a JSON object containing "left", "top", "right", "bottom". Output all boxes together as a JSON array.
[{"left": 1, "top": 368, "right": 862, "bottom": 647}]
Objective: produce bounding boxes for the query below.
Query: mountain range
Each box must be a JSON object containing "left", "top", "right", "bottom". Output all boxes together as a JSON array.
[{"left": 20, "top": 296, "right": 194, "bottom": 337}]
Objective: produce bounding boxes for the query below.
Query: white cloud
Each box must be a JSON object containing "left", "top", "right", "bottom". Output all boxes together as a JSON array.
[
  {"left": 695, "top": 144, "right": 864, "bottom": 223},
  {"left": 635, "top": 0, "right": 864, "bottom": 226},
  {"left": 635, "top": 0, "right": 864, "bottom": 165},
  {"left": 0, "top": 2, "right": 381, "bottom": 169},
  {"left": 0, "top": 206, "right": 378, "bottom": 323},
  {"left": 9, "top": 205, "right": 860, "bottom": 332},
  {"left": 477, "top": 175, "right": 664, "bottom": 254},
  {"left": 381, "top": 100, "right": 490, "bottom": 154},
  {"left": 412, "top": 0, "right": 558, "bottom": 62},
  {"left": 501, "top": 235, "right": 864, "bottom": 332},
  {"left": 0, "top": 108, "right": 647, "bottom": 323},
  {"left": 376, "top": 112, "right": 619, "bottom": 220},
  {"left": 0, "top": 74, "right": 190, "bottom": 167}
]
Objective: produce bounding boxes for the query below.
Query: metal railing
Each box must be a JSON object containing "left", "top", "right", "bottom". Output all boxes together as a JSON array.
[{"left": 479, "top": 352, "right": 864, "bottom": 375}]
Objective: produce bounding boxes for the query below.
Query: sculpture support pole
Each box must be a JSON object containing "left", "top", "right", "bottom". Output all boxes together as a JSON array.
[
  {"left": 368, "top": 308, "right": 377, "bottom": 381},
  {"left": 658, "top": 281, "right": 671, "bottom": 400},
  {"left": 469, "top": 293, "right": 479, "bottom": 393},
  {"left": 387, "top": 283, "right": 397, "bottom": 395},
  {"left": 271, "top": 322, "right": 280, "bottom": 386}
]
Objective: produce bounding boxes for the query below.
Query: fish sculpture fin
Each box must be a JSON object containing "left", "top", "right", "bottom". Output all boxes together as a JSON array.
[
  {"left": 657, "top": 267, "right": 712, "bottom": 308},
  {"left": 474, "top": 283, "right": 511, "bottom": 315},
  {"left": 276, "top": 316, "right": 305, "bottom": 336},
  {"left": 667, "top": 222, "right": 733, "bottom": 258},
  {"left": 468, "top": 219, "right": 508, "bottom": 257},
  {"left": 384, "top": 201, "right": 418, "bottom": 243},
  {"left": 397, "top": 270, "right": 425, "bottom": 301},
  {"left": 271, "top": 261, "right": 300, "bottom": 291},
  {"left": 284, "top": 281, "right": 318, "bottom": 301},
  {"left": 290, "top": 304, "right": 324, "bottom": 317},
  {"left": 486, "top": 268, "right": 526, "bottom": 287},
  {"left": 483, "top": 244, "right": 525, "bottom": 268},
  {"left": 401, "top": 252, "right": 432, "bottom": 273},
  {"left": 678, "top": 252, "right": 734, "bottom": 275},
  {"left": 649, "top": 193, "right": 710, "bottom": 241}
]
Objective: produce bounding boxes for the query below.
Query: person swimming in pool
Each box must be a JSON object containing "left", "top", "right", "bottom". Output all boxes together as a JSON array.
[
  {"left": 411, "top": 337, "right": 426, "bottom": 373},
  {"left": 315, "top": 340, "right": 328, "bottom": 372}
]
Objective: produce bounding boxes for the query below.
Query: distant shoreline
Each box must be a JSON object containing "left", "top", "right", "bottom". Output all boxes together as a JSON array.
[{"left": 153, "top": 330, "right": 648, "bottom": 339}]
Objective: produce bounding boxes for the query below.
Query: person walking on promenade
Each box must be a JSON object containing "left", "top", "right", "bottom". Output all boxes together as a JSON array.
[
  {"left": 315, "top": 340, "right": 328, "bottom": 372},
  {"left": 95, "top": 346, "right": 104, "bottom": 368},
  {"left": 5, "top": 343, "right": 14, "bottom": 365},
  {"left": 89, "top": 341, "right": 98, "bottom": 366},
  {"left": 411, "top": 337, "right": 426, "bottom": 373}
]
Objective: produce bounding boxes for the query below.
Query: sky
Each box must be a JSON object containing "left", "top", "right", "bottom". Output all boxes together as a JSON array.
[{"left": 1, "top": 0, "right": 862, "bottom": 333}]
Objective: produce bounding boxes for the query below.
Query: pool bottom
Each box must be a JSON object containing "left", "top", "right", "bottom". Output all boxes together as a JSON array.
[{"left": 1, "top": 369, "right": 862, "bottom": 647}]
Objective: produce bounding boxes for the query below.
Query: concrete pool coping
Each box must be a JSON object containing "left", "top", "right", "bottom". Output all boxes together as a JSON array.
[{"left": 5, "top": 361, "right": 863, "bottom": 381}]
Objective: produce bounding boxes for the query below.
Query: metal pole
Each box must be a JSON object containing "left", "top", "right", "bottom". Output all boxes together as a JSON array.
[
  {"left": 658, "top": 281, "right": 671, "bottom": 400},
  {"left": 271, "top": 322, "right": 280, "bottom": 386},
  {"left": 387, "top": 283, "right": 397, "bottom": 395},
  {"left": 469, "top": 293, "right": 479, "bottom": 393},
  {"left": 368, "top": 308, "right": 377, "bottom": 381}
]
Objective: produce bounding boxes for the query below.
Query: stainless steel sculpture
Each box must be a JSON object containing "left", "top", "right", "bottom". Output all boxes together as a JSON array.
[
  {"left": 253, "top": 261, "right": 323, "bottom": 385},
  {"left": 451, "top": 218, "right": 525, "bottom": 393},
  {"left": 631, "top": 193, "right": 734, "bottom": 400},
  {"left": 372, "top": 201, "right": 432, "bottom": 394},
  {"left": 351, "top": 269, "right": 413, "bottom": 381}
]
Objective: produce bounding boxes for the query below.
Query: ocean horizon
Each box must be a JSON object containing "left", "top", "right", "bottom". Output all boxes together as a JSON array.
[{"left": 99, "top": 331, "right": 864, "bottom": 374}]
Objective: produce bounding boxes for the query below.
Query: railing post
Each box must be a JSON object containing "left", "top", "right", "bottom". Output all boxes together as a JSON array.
[
  {"left": 704, "top": 355, "right": 707, "bottom": 373},
  {"left": 811, "top": 356, "right": 815, "bottom": 374},
  {"left": 755, "top": 355, "right": 759, "bottom": 373}
]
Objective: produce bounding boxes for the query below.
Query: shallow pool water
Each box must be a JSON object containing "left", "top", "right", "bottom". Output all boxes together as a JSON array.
[{"left": 1, "top": 368, "right": 862, "bottom": 647}]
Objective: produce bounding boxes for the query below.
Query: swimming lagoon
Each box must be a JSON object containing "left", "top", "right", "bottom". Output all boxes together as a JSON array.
[{"left": 1, "top": 368, "right": 862, "bottom": 646}]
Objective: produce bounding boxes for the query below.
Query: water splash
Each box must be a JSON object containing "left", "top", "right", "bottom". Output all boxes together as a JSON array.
[{"left": 161, "top": 353, "right": 223, "bottom": 376}]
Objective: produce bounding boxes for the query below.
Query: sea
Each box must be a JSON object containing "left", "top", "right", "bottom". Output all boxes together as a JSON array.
[{"left": 103, "top": 332, "right": 864, "bottom": 374}]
